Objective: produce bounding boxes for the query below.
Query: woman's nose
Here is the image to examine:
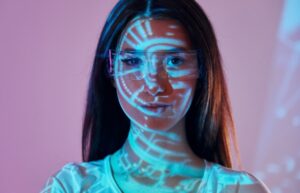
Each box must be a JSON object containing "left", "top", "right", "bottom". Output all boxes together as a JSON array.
[{"left": 144, "top": 69, "right": 171, "bottom": 96}]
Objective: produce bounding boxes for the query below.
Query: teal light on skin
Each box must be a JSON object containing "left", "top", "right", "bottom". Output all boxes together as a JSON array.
[
  {"left": 40, "top": 15, "right": 270, "bottom": 193},
  {"left": 114, "top": 17, "right": 198, "bottom": 130},
  {"left": 111, "top": 18, "right": 204, "bottom": 192},
  {"left": 110, "top": 18, "right": 259, "bottom": 192}
]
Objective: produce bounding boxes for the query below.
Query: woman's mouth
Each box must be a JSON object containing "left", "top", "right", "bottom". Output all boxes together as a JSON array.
[{"left": 141, "top": 103, "right": 172, "bottom": 113}]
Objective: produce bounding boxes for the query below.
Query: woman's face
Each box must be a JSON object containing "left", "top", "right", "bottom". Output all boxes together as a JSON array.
[{"left": 114, "top": 17, "right": 198, "bottom": 130}]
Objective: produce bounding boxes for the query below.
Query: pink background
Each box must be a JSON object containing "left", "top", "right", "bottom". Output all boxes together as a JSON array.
[{"left": 1, "top": 0, "right": 299, "bottom": 192}]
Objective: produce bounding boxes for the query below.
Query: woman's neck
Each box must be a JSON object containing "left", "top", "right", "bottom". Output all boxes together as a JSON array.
[{"left": 111, "top": 119, "right": 205, "bottom": 180}]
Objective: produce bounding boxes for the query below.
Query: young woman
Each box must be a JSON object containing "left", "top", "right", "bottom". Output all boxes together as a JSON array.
[{"left": 41, "top": 0, "right": 270, "bottom": 192}]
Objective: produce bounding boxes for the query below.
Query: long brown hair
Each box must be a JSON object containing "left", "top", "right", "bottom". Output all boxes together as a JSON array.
[{"left": 82, "top": 0, "right": 239, "bottom": 168}]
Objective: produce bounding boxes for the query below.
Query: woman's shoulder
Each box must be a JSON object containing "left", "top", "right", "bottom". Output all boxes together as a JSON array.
[
  {"left": 41, "top": 156, "right": 112, "bottom": 193},
  {"left": 57, "top": 157, "right": 107, "bottom": 176},
  {"left": 206, "top": 161, "right": 270, "bottom": 193}
]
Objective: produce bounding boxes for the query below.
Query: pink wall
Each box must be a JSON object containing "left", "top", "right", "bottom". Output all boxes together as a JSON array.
[{"left": 1, "top": 0, "right": 298, "bottom": 192}]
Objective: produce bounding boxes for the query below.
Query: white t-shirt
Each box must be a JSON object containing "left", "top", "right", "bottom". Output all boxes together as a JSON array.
[{"left": 40, "top": 155, "right": 265, "bottom": 193}]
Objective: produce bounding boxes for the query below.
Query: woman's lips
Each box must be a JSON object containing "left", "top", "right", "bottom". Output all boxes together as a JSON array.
[{"left": 140, "top": 103, "right": 172, "bottom": 112}]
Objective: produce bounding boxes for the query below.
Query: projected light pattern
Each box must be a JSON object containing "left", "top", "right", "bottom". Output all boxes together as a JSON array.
[
  {"left": 253, "top": 0, "right": 300, "bottom": 192},
  {"left": 114, "top": 17, "right": 198, "bottom": 131},
  {"left": 109, "top": 17, "right": 265, "bottom": 192},
  {"left": 109, "top": 51, "right": 199, "bottom": 80},
  {"left": 42, "top": 13, "right": 270, "bottom": 193},
  {"left": 113, "top": 127, "right": 204, "bottom": 192}
]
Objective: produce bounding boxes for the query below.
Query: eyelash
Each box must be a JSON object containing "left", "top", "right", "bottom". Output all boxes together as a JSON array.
[
  {"left": 120, "top": 56, "right": 185, "bottom": 67},
  {"left": 121, "top": 57, "right": 143, "bottom": 66},
  {"left": 165, "top": 56, "right": 185, "bottom": 67}
]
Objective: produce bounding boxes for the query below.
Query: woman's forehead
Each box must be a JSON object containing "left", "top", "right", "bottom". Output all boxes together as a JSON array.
[{"left": 118, "top": 18, "right": 192, "bottom": 51}]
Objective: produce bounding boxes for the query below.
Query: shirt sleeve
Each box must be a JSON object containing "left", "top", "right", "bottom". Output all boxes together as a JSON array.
[
  {"left": 40, "top": 163, "right": 81, "bottom": 193},
  {"left": 40, "top": 175, "right": 66, "bottom": 193},
  {"left": 236, "top": 172, "right": 271, "bottom": 193},
  {"left": 219, "top": 171, "right": 271, "bottom": 193},
  {"left": 40, "top": 161, "right": 110, "bottom": 193}
]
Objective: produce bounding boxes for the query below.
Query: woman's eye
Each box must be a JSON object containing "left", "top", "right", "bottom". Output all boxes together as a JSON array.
[
  {"left": 121, "top": 57, "right": 142, "bottom": 66},
  {"left": 166, "top": 56, "right": 184, "bottom": 67}
]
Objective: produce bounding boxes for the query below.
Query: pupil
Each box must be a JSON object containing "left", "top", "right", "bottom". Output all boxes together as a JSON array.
[
  {"left": 172, "top": 58, "right": 179, "bottom": 64},
  {"left": 134, "top": 58, "right": 138, "bottom": 63},
  {"left": 132, "top": 58, "right": 139, "bottom": 64}
]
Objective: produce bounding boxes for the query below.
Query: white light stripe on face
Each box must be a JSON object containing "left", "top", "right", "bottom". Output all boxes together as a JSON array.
[
  {"left": 167, "top": 69, "right": 198, "bottom": 78},
  {"left": 168, "top": 81, "right": 189, "bottom": 89},
  {"left": 145, "top": 20, "right": 153, "bottom": 36},
  {"left": 136, "top": 20, "right": 147, "bottom": 39},
  {"left": 166, "top": 32, "right": 175, "bottom": 36},
  {"left": 130, "top": 85, "right": 144, "bottom": 106},
  {"left": 120, "top": 77, "right": 133, "bottom": 96},
  {"left": 168, "top": 25, "right": 179, "bottom": 29},
  {"left": 178, "top": 88, "right": 192, "bottom": 116},
  {"left": 129, "top": 30, "right": 142, "bottom": 45},
  {"left": 124, "top": 38, "right": 137, "bottom": 48},
  {"left": 146, "top": 55, "right": 159, "bottom": 75},
  {"left": 144, "top": 73, "right": 160, "bottom": 91}
]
